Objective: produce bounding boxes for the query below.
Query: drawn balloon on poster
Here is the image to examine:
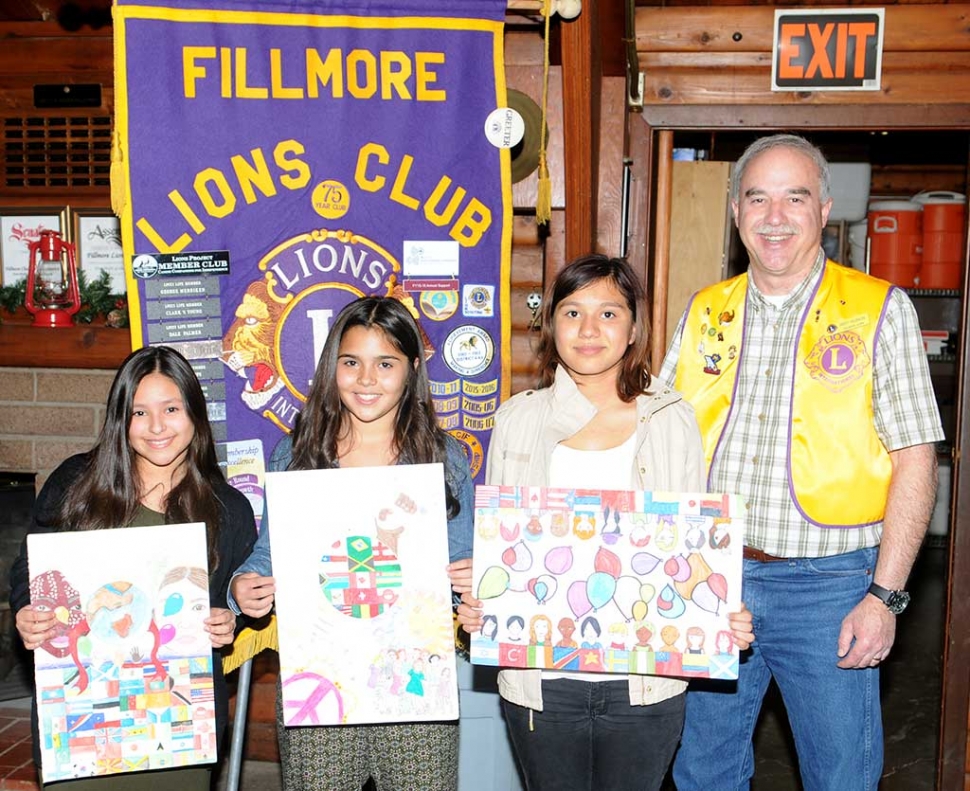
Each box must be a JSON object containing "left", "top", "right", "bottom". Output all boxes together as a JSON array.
[
  {"left": 543, "top": 545, "right": 573, "bottom": 575},
  {"left": 611, "top": 575, "right": 639, "bottom": 620},
  {"left": 567, "top": 579, "right": 592, "bottom": 618},
  {"left": 692, "top": 572, "right": 729, "bottom": 614},
  {"left": 527, "top": 573, "right": 558, "bottom": 604},
  {"left": 477, "top": 565, "right": 510, "bottom": 600},
  {"left": 501, "top": 540, "right": 532, "bottom": 571},
  {"left": 586, "top": 571, "right": 616, "bottom": 611}
]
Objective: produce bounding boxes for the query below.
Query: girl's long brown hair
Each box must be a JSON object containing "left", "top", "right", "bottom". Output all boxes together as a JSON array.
[
  {"left": 289, "top": 296, "right": 459, "bottom": 517},
  {"left": 51, "top": 346, "right": 224, "bottom": 573}
]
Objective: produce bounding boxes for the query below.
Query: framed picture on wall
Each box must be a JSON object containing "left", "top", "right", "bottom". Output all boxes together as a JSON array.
[
  {"left": 70, "top": 208, "right": 125, "bottom": 294},
  {"left": 0, "top": 208, "right": 67, "bottom": 286}
]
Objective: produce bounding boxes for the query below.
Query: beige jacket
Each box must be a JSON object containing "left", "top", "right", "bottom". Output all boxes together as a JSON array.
[{"left": 487, "top": 366, "right": 706, "bottom": 711}]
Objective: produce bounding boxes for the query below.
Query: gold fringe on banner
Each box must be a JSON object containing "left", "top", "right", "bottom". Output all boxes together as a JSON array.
[
  {"left": 110, "top": 130, "right": 127, "bottom": 218},
  {"left": 535, "top": 0, "right": 553, "bottom": 225},
  {"left": 110, "top": 10, "right": 127, "bottom": 220},
  {"left": 222, "top": 614, "right": 278, "bottom": 675}
]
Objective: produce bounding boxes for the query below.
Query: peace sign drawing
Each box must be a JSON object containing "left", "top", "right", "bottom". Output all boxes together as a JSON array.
[{"left": 282, "top": 672, "right": 345, "bottom": 726}]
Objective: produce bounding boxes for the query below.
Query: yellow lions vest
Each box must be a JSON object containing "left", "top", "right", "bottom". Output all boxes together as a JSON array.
[{"left": 674, "top": 261, "right": 893, "bottom": 528}]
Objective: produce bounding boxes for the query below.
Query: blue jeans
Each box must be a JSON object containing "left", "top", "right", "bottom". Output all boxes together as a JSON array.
[
  {"left": 673, "top": 547, "right": 882, "bottom": 791},
  {"left": 503, "top": 679, "right": 685, "bottom": 791}
]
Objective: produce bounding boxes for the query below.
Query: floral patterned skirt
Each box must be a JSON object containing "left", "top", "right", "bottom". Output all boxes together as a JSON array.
[{"left": 275, "top": 679, "right": 458, "bottom": 791}]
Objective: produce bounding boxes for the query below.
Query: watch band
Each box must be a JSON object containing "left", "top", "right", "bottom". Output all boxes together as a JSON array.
[
  {"left": 868, "top": 582, "right": 893, "bottom": 601},
  {"left": 868, "top": 582, "right": 910, "bottom": 614}
]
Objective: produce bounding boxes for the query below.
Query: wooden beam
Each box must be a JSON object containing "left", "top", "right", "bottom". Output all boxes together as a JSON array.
[
  {"left": 595, "top": 76, "right": 628, "bottom": 257},
  {"left": 941, "top": 367, "right": 970, "bottom": 788},
  {"left": 938, "top": 135, "right": 970, "bottom": 791},
  {"left": 651, "top": 130, "right": 673, "bottom": 372},
  {"left": 0, "top": 323, "right": 130, "bottom": 369},
  {"left": 640, "top": 104, "right": 970, "bottom": 131},
  {"left": 0, "top": 37, "right": 113, "bottom": 75},
  {"left": 639, "top": 52, "right": 970, "bottom": 108},
  {"left": 561, "top": 8, "right": 600, "bottom": 260},
  {"left": 599, "top": 0, "right": 627, "bottom": 78},
  {"left": 624, "top": 111, "right": 653, "bottom": 283}
]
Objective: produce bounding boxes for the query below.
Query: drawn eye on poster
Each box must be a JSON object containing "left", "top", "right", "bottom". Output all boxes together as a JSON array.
[
  {"left": 471, "top": 487, "right": 744, "bottom": 680},
  {"left": 267, "top": 463, "right": 458, "bottom": 726},
  {"left": 27, "top": 523, "right": 213, "bottom": 783}
]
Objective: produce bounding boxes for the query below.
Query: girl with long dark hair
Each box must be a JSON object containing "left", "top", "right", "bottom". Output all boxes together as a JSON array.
[
  {"left": 229, "top": 296, "right": 474, "bottom": 791},
  {"left": 11, "top": 345, "right": 257, "bottom": 790}
]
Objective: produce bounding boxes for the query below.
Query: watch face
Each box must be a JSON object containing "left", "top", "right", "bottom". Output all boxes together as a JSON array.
[{"left": 887, "top": 590, "right": 911, "bottom": 615}]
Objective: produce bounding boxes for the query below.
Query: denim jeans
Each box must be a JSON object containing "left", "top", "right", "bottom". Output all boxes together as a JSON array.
[
  {"left": 673, "top": 547, "right": 882, "bottom": 791},
  {"left": 502, "top": 678, "right": 685, "bottom": 791}
]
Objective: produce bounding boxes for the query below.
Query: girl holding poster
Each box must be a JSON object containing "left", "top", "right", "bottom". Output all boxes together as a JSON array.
[
  {"left": 10, "top": 346, "right": 257, "bottom": 790},
  {"left": 457, "top": 255, "right": 754, "bottom": 791},
  {"left": 229, "top": 296, "right": 474, "bottom": 791}
]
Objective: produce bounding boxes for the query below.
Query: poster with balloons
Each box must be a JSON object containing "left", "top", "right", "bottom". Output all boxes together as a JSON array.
[
  {"left": 267, "top": 463, "right": 459, "bottom": 726},
  {"left": 471, "top": 487, "right": 744, "bottom": 680},
  {"left": 27, "top": 523, "right": 216, "bottom": 783}
]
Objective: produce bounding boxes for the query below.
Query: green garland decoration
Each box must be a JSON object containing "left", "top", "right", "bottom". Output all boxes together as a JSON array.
[{"left": 0, "top": 270, "right": 128, "bottom": 327}]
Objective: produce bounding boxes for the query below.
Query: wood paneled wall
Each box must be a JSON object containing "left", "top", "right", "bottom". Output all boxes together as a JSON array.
[
  {"left": 0, "top": 22, "right": 113, "bottom": 206},
  {"left": 634, "top": 4, "right": 970, "bottom": 128}
]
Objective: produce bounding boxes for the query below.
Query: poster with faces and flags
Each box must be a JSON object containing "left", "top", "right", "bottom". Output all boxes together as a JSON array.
[
  {"left": 28, "top": 523, "right": 214, "bottom": 782},
  {"left": 471, "top": 487, "right": 744, "bottom": 680}
]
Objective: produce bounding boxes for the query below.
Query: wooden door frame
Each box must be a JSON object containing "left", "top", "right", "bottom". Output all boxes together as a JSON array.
[{"left": 630, "top": 105, "right": 970, "bottom": 791}]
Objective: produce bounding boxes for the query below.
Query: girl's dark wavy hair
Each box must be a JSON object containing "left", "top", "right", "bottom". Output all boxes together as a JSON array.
[
  {"left": 289, "top": 296, "right": 459, "bottom": 518},
  {"left": 53, "top": 345, "right": 224, "bottom": 573},
  {"left": 534, "top": 254, "right": 652, "bottom": 401}
]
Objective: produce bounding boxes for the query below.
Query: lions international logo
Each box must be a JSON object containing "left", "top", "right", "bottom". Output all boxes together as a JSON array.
[
  {"left": 804, "top": 330, "right": 870, "bottom": 392},
  {"left": 222, "top": 228, "right": 435, "bottom": 434}
]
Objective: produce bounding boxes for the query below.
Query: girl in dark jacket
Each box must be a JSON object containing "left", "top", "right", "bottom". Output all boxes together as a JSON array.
[{"left": 10, "top": 345, "right": 256, "bottom": 790}]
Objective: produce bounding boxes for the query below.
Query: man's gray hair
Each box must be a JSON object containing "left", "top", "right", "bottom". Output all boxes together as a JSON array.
[{"left": 730, "top": 134, "right": 832, "bottom": 205}]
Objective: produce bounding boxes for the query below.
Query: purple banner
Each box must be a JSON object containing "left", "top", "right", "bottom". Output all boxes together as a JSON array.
[{"left": 114, "top": 0, "right": 511, "bottom": 481}]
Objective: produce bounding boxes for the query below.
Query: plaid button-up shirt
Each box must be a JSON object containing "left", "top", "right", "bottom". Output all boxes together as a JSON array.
[{"left": 660, "top": 253, "right": 944, "bottom": 558}]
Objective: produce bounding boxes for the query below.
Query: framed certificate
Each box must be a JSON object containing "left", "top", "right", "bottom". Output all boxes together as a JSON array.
[
  {"left": 0, "top": 208, "right": 67, "bottom": 286},
  {"left": 71, "top": 208, "right": 125, "bottom": 293}
]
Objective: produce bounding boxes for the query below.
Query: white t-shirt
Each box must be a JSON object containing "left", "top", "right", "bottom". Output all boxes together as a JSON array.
[{"left": 544, "top": 432, "right": 637, "bottom": 682}]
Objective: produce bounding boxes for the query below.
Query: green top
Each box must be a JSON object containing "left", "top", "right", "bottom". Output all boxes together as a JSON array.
[{"left": 132, "top": 503, "right": 166, "bottom": 527}]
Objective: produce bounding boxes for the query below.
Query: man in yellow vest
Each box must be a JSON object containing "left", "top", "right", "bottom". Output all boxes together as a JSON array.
[{"left": 660, "top": 134, "right": 943, "bottom": 790}]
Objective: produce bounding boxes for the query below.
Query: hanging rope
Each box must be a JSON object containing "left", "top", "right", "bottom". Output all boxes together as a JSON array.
[{"left": 535, "top": 0, "right": 553, "bottom": 225}]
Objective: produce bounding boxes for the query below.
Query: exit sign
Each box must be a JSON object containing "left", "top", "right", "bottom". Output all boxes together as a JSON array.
[{"left": 772, "top": 8, "right": 884, "bottom": 91}]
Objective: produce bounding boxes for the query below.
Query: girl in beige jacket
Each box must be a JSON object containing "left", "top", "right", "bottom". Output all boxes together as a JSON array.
[{"left": 457, "top": 254, "right": 753, "bottom": 791}]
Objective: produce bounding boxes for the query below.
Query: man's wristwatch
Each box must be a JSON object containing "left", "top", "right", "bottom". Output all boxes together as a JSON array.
[{"left": 868, "top": 582, "right": 911, "bottom": 615}]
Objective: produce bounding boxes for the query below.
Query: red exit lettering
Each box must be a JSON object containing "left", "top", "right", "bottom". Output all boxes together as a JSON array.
[{"left": 777, "top": 21, "right": 877, "bottom": 81}]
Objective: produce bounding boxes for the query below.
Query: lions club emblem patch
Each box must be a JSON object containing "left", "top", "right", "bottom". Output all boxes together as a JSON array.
[{"left": 804, "top": 330, "right": 870, "bottom": 392}]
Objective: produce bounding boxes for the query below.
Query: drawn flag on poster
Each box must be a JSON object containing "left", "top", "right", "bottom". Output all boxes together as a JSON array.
[
  {"left": 113, "top": 0, "right": 511, "bottom": 486},
  {"left": 27, "top": 523, "right": 213, "bottom": 782},
  {"left": 268, "top": 464, "right": 459, "bottom": 725},
  {"left": 471, "top": 487, "right": 744, "bottom": 680}
]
